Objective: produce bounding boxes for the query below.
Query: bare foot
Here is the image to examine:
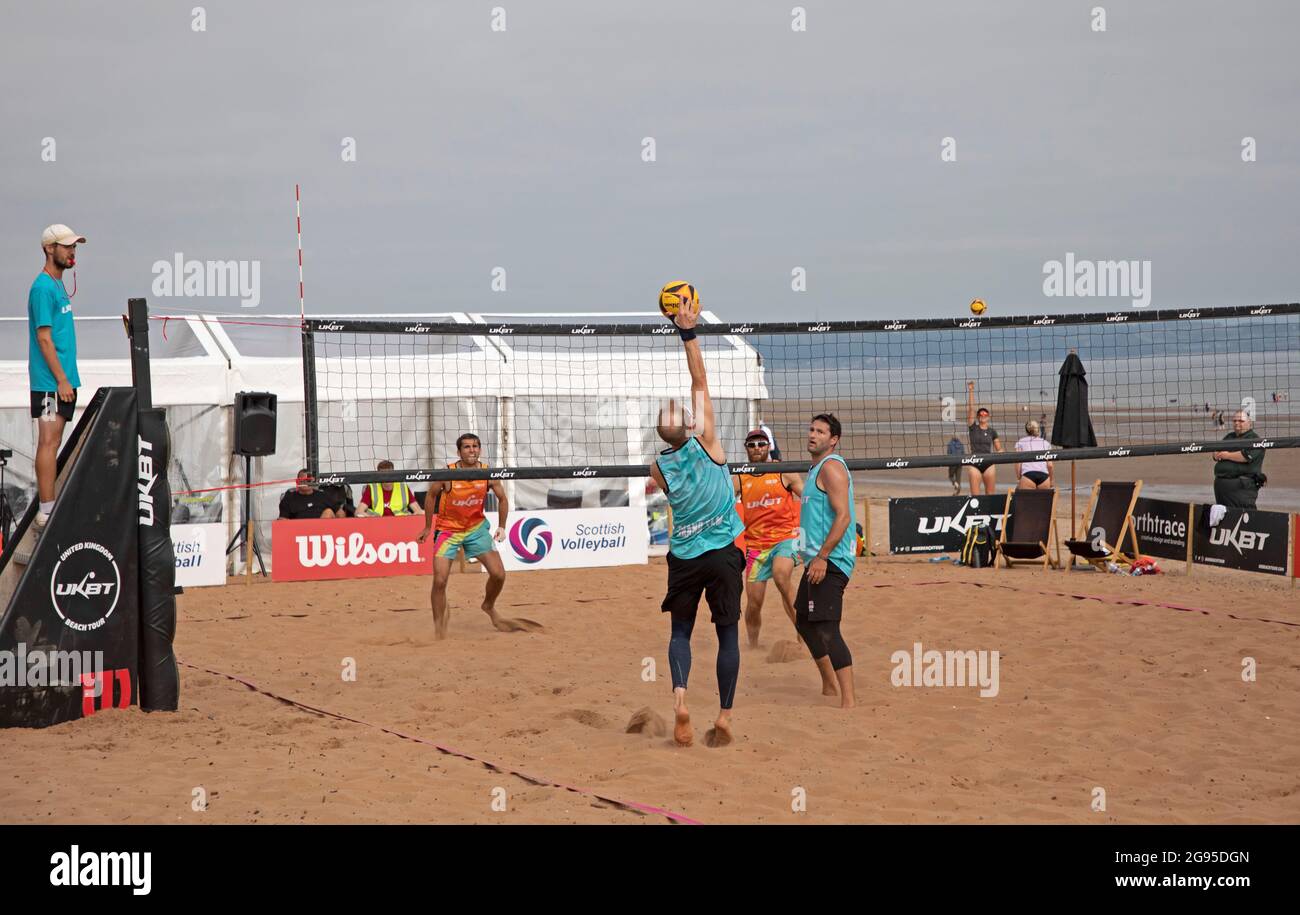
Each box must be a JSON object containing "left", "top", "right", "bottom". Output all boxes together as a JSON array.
[
  {"left": 703, "top": 714, "right": 733, "bottom": 748},
  {"left": 673, "top": 706, "right": 693, "bottom": 747},
  {"left": 822, "top": 684, "right": 839, "bottom": 697},
  {"left": 839, "top": 697, "right": 856, "bottom": 709},
  {"left": 432, "top": 607, "right": 449, "bottom": 640},
  {"left": 491, "top": 616, "right": 544, "bottom": 633}
]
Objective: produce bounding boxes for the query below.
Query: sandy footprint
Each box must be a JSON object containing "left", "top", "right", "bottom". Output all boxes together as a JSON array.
[
  {"left": 492, "top": 616, "right": 545, "bottom": 633},
  {"left": 703, "top": 719, "right": 734, "bottom": 748},
  {"left": 767, "top": 639, "right": 804, "bottom": 663},
  {"left": 561, "top": 709, "right": 611, "bottom": 729},
  {"left": 625, "top": 706, "right": 667, "bottom": 737}
]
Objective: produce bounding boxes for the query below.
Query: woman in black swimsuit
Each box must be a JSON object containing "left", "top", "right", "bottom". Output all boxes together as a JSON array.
[{"left": 965, "top": 381, "right": 1002, "bottom": 495}]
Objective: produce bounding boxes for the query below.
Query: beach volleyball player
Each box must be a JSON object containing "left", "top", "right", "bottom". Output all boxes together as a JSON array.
[
  {"left": 417, "top": 434, "right": 541, "bottom": 638},
  {"left": 796, "top": 414, "right": 856, "bottom": 708},
  {"left": 649, "top": 289, "right": 745, "bottom": 748},
  {"left": 732, "top": 433, "right": 803, "bottom": 640}
]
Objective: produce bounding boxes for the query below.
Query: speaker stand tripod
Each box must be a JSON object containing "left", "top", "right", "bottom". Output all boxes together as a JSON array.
[
  {"left": 226, "top": 454, "right": 267, "bottom": 576},
  {"left": 0, "top": 451, "right": 15, "bottom": 552}
]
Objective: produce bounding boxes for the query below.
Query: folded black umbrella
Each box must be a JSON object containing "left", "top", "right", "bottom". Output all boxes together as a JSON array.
[{"left": 1051, "top": 352, "right": 1097, "bottom": 448}]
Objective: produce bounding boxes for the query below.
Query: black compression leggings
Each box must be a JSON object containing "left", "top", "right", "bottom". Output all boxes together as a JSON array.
[
  {"left": 795, "top": 618, "right": 853, "bottom": 671},
  {"left": 669, "top": 616, "right": 740, "bottom": 709}
]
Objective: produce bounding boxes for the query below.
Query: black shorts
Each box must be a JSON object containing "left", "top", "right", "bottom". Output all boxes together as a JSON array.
[
  {"left": 30, "top": 390, "right": 76, "bottom": 421},
  {"left": 662, "top": 544, "right": 744, "bottom": 625},
  {"left": 1022, "top": 470, "right": 1048, "bottom": 485},
  {"left": 1213, "top": 476, "right": 1258, "bottom": 510},
  {"left": 796, "top": 559, "right": 850, "bottom": 623}
]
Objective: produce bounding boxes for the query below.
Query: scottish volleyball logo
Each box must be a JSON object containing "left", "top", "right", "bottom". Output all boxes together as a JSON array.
[{"left": 509, "top": 517, "right": 553, "bottom": 564}]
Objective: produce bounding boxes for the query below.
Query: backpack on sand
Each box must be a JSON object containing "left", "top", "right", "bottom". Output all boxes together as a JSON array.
[{"left": 960, "top": 522, "right": 996, "bottom": 568}]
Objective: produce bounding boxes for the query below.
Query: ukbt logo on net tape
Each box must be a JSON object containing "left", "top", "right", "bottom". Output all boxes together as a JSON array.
[{"left": 509, "top": 517, "right": 553, "bottom": 564}]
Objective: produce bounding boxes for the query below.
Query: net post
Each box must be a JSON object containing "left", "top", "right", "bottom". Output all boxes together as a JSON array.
[
  {"left": 1185, "top": 503, "right": 1195, "bottom": 576},
  {"left": 301, "top": 322, "right": 319, "bottom": 477},
  {"left": 126, "top": 297, "right": 153, "bottom": 409},
  {"left": 498, "top": 396, "right": 516, "bottom": 506},
  {"left": 1069, "top": 462, "right": 1077, "bottom": 569},
  {"left": 1284, "top": 512, "right": 1294, "bottom": 590}
]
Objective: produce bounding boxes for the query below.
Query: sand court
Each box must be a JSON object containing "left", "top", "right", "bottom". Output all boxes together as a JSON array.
[{"left": 4, "top": 550, "right": 1297, "bottom": 825}]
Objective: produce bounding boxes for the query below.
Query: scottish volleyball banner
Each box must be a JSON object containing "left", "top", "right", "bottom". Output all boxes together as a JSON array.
[
  {"left": 498, "top": 507, "right": 648, "bottom": 572},
  {"left": 170, "top": 523, "right": 227, "bottom": 587}
]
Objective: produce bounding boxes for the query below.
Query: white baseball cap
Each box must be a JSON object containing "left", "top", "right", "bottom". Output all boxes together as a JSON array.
[{"left": 41, "top": 224, "right": 86, "bottom": 247}]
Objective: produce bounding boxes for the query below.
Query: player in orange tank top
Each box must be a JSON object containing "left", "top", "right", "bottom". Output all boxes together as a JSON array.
[
  {"left": 417, "top": 433, "right": 541, "bottom": 638},
  {"left": 732, "top": 429, "right": 806, "bottom": 651}
]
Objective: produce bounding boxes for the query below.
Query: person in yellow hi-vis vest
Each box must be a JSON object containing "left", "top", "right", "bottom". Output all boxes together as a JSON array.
[{"left": 358, "top": 460, "right": 425, "bottom": 517}]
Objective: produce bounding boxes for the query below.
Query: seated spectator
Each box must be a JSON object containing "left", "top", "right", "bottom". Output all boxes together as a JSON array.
[
  {"left": 279, "top": 469, "right": 338, "bottom": 519},
  {"left": 318, "top": 481, "right": 356, "bottom": 518},
  {"left": 359, "top": 460, "right": 424, "bottom": 517},
  {"left": 1014, "top": 420, "right": 1054, "bottom": 490}
]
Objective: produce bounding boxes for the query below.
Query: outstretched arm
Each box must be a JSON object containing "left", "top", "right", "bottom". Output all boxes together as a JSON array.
[
  {"left": 966, "top": 380, "right": 976, "bottom": 427},
  {"left": 675, "top": 297, "right": 722, "bottom": 461}
]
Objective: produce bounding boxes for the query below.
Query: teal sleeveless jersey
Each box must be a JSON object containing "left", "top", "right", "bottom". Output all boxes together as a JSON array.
[
  {"left": 801, "top": 452, "right": 856, "bottom": 577},
  {"left": 657, "top": 437, "right": 743, "bottom": 559}
]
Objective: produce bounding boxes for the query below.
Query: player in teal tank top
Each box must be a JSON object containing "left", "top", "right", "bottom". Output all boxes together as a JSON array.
[
  {"left": 794, "top": 413, "right": 857, "bottom": 708},
  {"left": 648, "top": 294, "right": 745, "bottom": 749}
]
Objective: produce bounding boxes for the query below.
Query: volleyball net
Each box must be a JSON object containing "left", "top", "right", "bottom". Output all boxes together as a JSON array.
[{"left": 300, "top": 304, "right": 1300, "bottom": 485}]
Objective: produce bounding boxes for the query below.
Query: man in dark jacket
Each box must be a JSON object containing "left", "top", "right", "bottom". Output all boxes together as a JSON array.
[{"left": 1211, "top": 411, "right": 1265, "bottom": 509}]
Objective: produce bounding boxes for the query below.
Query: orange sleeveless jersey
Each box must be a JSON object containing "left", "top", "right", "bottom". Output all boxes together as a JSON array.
[
  {"left": 436, "top": 462, "right": 489, "bottom": 532},
  {"left": 738, "top": 472, "right": 799, "bottom": 549}
]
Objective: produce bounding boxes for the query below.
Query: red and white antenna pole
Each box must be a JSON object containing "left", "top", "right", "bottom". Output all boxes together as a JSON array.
[{"left": 296, "top": 183, "right": 306, "bottom": 323}]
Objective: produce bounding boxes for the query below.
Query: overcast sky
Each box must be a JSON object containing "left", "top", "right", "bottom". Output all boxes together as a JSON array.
[{"left": 3, "top": 0, "right": 1298, "bottom": 321}]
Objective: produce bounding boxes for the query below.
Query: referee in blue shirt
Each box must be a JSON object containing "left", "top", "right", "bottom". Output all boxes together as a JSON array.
[{"left": 28, "top": 224, "right": 84, "bottom": 531}]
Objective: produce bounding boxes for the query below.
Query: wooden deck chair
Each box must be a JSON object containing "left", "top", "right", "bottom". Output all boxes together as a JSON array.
[
  {"left": 996, "top": 488, "right": 1061, "bottom": 570},
  {"left": 1064, "top": 480, "right": 1143, "bottom": 570}
]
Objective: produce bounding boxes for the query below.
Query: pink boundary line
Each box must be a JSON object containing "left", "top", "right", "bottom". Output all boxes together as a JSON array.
[
  {"left": 866, "top": 579, "right": 1300, "bottom": 628},
  {"left": 178, "top": 660, "right": 703, "bottom": 826}
]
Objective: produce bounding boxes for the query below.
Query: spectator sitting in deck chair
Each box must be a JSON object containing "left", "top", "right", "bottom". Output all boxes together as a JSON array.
[{"left": 359, "top": 460, "right": 423, "bottom": 517}]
